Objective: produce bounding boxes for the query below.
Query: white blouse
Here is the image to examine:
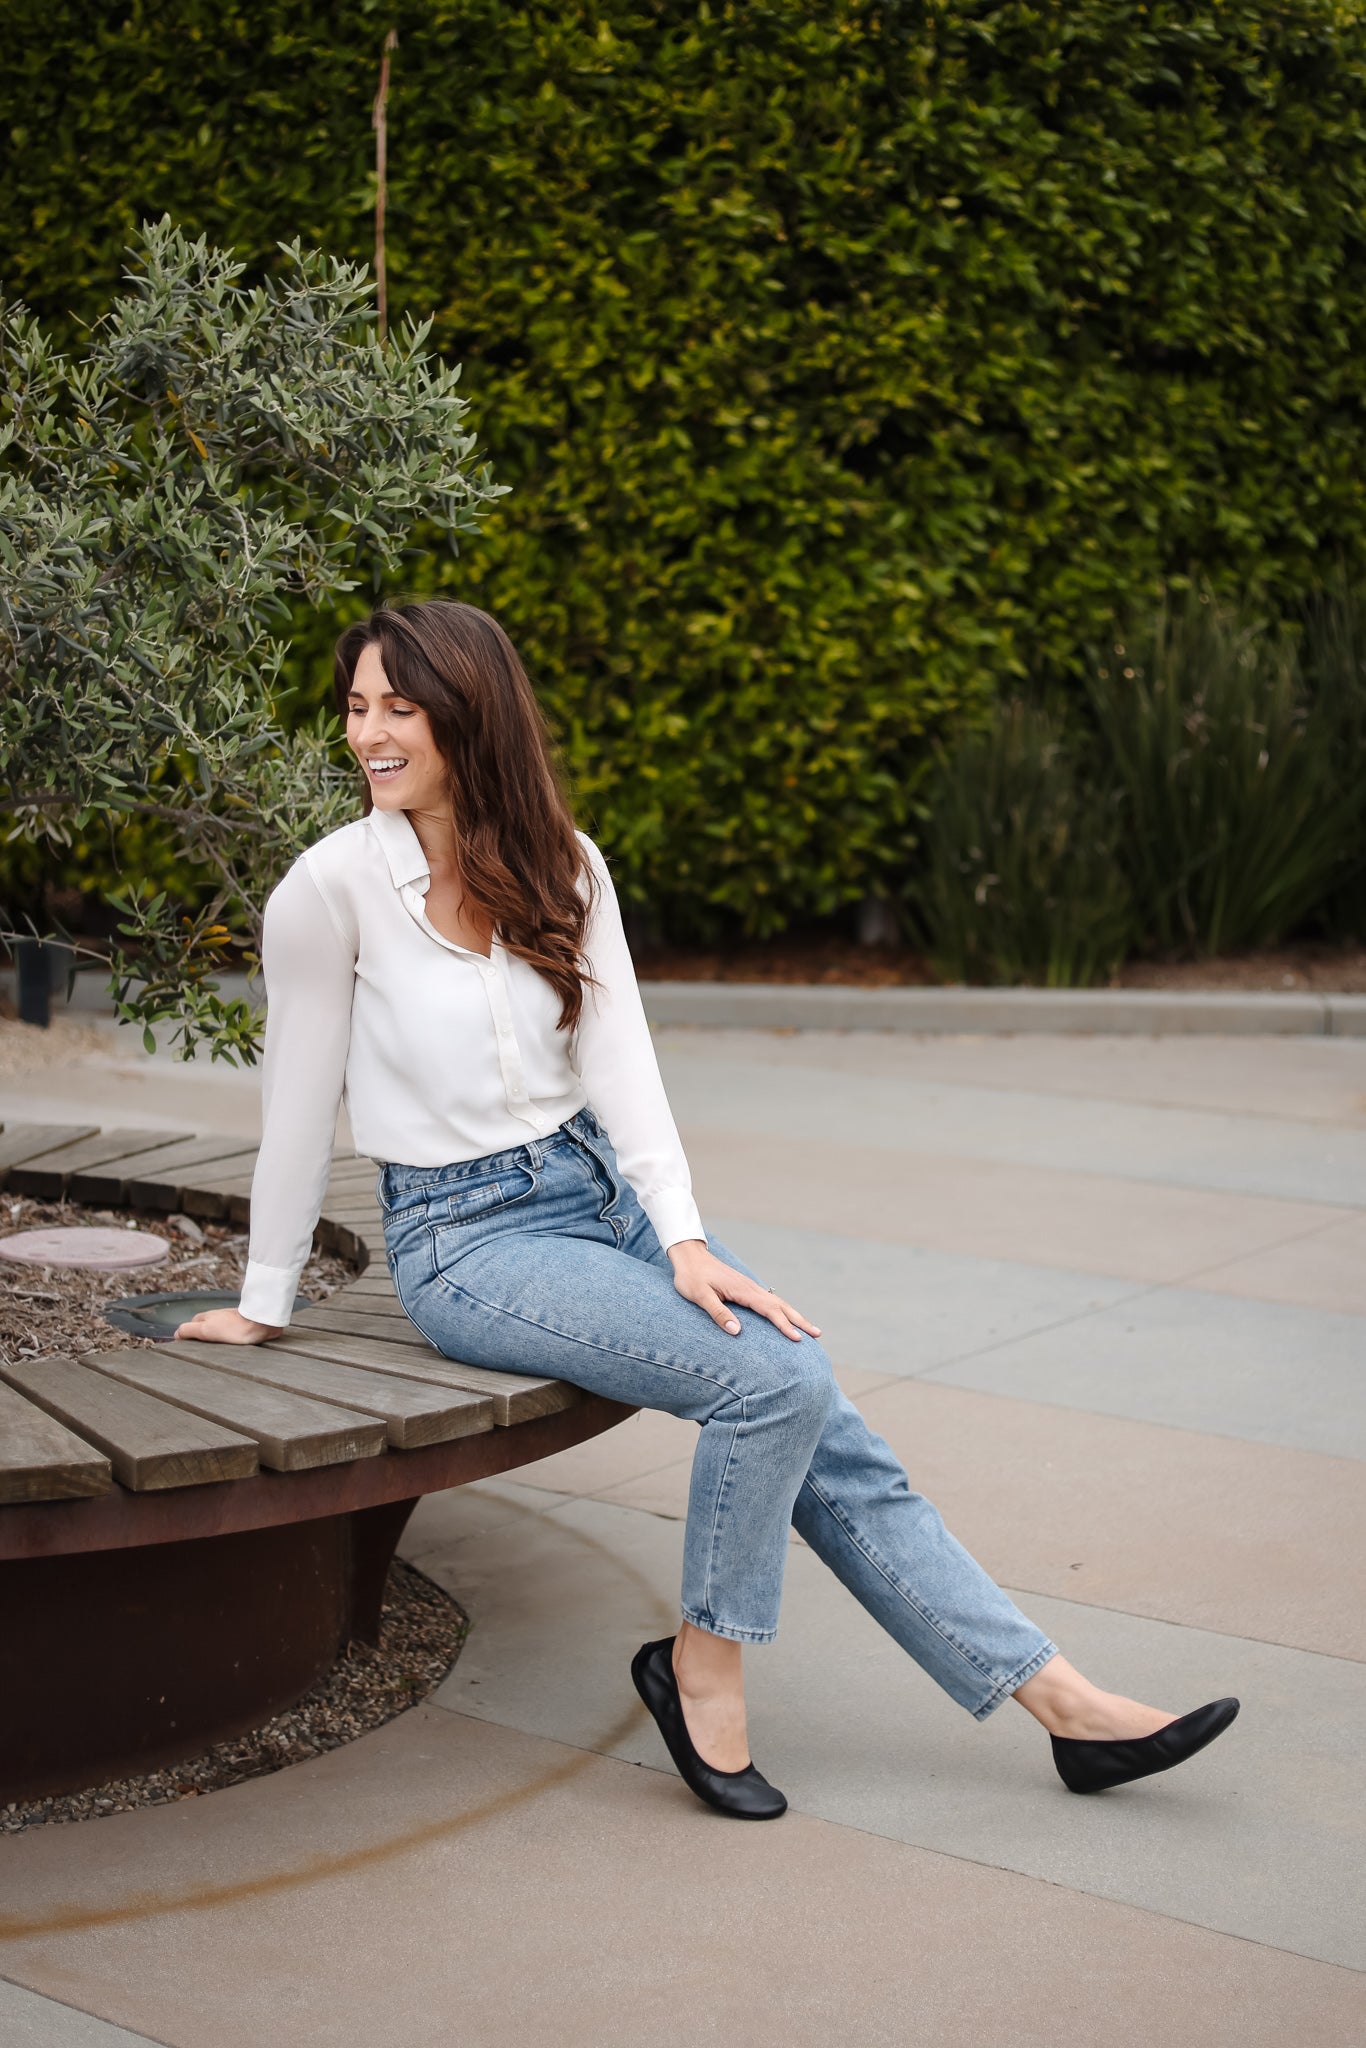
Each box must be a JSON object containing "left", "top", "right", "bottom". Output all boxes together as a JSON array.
[{"left": 238, "top": 806, "right": 704, "bottom": 1327}]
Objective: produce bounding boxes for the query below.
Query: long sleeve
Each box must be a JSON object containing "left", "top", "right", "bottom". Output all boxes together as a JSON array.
[
  {"left": 573, "top": 837, "right": 704, "bottom": 1252},
  {"left": 237, "top": 857, "right": 357, "bottom": 1326}
]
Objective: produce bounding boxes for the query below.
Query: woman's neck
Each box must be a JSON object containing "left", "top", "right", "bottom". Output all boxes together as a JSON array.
[{"left": 403, "top": 803, "right": 460, "bottom": 876}]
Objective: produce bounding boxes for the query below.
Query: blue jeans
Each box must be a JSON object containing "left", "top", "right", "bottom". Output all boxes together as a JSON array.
[{"left": 378, "top": 1109, "right": 1056, "bottom": 1718}]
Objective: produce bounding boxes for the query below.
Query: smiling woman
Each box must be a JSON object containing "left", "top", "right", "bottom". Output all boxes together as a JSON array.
[
  {"left": 337, "top": 606, "right": 591, "bottom": 1016},
  {"left": 172, "top": 597, "right": 1240, "bottom": 1820}
]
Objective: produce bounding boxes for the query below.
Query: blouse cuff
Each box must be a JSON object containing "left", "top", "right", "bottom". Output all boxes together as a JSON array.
[
  {"left": 643, "top": 1188, "right": 706, "bottom": 1254},
  {"left": 237, "top": 1259, "right": 304, "bottom": 1330}
]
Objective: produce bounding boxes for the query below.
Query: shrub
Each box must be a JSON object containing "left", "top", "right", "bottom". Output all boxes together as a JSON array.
[
  {"left": 909, "top": 702, "right": 1134, "bottom": 986},
  {"left": 1086, "top": 596, "right": 1366, "bottom": 956},
  {"left": 4, "top": 2, "right": 1366, "bottom": 931},
  {"left": 0, "top": 220, "right": 501, "bottom": 1057}
]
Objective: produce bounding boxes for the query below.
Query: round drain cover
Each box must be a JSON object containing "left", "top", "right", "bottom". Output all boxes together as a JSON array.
[
  {"left": 103, "top": 1288, "right": 313, "bottom": 1337},
  {"left": 0, "top": 1226, "right": 171, "bottom": 1272}
]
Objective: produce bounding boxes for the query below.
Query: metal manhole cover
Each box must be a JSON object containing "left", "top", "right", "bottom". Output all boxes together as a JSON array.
[
  {"left": 0, "top": 1226, "right": 171, "bottom": 1272},
  {"left": 103, "top": 1288, "right": 314, "bottom": 1338}
]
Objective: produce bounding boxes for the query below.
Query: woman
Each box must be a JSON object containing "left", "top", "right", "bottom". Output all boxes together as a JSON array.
[{"left": 178, "top": 599, "right": 1238, "bottom": 1820}]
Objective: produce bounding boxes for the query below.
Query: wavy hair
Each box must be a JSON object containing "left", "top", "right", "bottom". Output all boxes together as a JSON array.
[{"left": 334, "top": 601, "right": 595, "bottom": 1031}]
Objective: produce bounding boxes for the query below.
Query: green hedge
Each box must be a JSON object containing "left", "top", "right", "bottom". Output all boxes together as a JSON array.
[{"left": 5, "top": 2, "right": 1366, "bottom": 933}]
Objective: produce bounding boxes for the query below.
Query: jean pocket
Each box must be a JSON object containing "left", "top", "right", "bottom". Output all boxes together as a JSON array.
[{"left": 434, "top": 1162, "right": 540, "bottom": 1228}]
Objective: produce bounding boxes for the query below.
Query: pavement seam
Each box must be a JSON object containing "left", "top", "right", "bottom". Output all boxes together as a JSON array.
[
  {"left": 432, "top": 1480, "right": 1366, "bottom": 1665},
  {"left": 415, "top": 1707, "right": 1366, "bottom": 1979},
  {"left": 0, "top": 1972, "right": 174, "bottom": 2047}
]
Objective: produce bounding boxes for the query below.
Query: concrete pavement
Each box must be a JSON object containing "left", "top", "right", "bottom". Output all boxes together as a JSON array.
[{"left": 1, "top": 1021, "right": 1362, "bottom": 2044}]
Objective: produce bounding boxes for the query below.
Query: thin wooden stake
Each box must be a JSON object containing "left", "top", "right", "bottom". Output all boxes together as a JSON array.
[{"left": 373, "top": 28, "right": 398, "bottom": 342}]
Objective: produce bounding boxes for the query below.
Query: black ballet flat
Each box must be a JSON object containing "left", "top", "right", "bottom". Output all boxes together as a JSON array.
[
  {"left": 1052, "top": 1697, "right": 1240, "bottom": 1793},
  {"left": 630, "top": 1637, "right": 788, "bottom": 1820}
]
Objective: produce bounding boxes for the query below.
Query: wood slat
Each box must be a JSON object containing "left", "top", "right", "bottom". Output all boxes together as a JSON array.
[
  {"left": 7, "top": 1127, "right": 189, "bottom": 1200},
  {"left": 86, "top": 1349, "right": 388, "bottom": 1473},
  {"left": 156, "top": 1342, "right": 495, "bottom": 1450},
  {"left": 0, "top": 1124, "right": 100, "bottom": 1184},
  {"left": 321, "top": 1277, "right": 405, "bottom": 1310},
  {"left": 0, "top": 1379, "right": 113, "bottom": 1504},
  {"left": 123, "top": 1137, "right": 261, "bottom": 1207},
  {"left": 69, "top": 1147, "right": 203, "bottom": 1205},
  {"left": 172, "top": 1167, "right": 255, "bottom": 1219},
  {"left": 325, "top": 1220, "right": 382, "bottom": 1253},
  {"left": 296, "top": 1304, "right": 430, "bottom": 1345},
  {"left": 0, "top": 1355, "right": 258, "bottom": 1492},
  {"left": 273, "top": 1327, "right": 577, "bottom": 1425}
]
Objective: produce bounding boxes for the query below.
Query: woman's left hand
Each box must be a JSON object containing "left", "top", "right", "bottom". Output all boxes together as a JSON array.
[{"left": 666, "top": 1239, "right": 821, "bottom": 1342}]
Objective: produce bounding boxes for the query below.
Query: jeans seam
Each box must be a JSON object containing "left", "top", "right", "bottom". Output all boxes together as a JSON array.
[
  {"left": 679, "top": 1607, "right": 777, "bottom": 1645},
  {"left": 972, "top": 1640, "right": 1058, "bottom": 1722},
  {"left": 800, "top": 1472, "right": 999, "bottom": 1687},
  {"left": 424, "top": 1271, "right": 745, "bottom": 1404},
  {"left": 699, "top": 1397, "right": 748, "bottom": 1630}
]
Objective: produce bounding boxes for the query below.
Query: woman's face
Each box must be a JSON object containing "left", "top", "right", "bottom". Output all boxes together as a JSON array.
[{"left": 345, "top": 643, "right": 447, "bottom": 814}]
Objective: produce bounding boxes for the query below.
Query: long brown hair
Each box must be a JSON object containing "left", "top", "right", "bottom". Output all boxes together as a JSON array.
[{"left": 334, "top": 600, "right": 596, "bottom": 1031}]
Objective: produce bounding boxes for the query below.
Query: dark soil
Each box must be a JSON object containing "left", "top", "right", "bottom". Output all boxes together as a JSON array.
[
  {"left": 2, "top": 1559, "right": 467, "bottom": 1832},
  {"left": 0, "top": 1194, "right": 357, "bottom": 1367},
  {"left": 632, "top": 938, "right": 1366, "bottom": 993}
]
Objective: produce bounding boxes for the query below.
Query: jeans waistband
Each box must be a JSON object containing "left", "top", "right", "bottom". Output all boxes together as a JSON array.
[{"left": 379, "top": 1107, "right": 607, "bottom": 1198}]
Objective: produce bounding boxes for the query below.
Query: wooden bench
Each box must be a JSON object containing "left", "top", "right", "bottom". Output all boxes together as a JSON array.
[{"left": 0, "top": 1119, "right": 631, "bottom": 1802}]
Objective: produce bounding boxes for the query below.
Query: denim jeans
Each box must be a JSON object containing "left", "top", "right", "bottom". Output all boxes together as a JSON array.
[{"left": 378, "top": 1109, "right": 1056, "bottom": 1718}]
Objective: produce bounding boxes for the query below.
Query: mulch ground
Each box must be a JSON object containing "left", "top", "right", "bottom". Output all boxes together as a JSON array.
[
  {"left": 0, "top": 1193, "right": 357, "bottom": 1367},
  {"left": 632, "top": 938, "right": 1366, "bottom": 993},
  {"left": 2, "top": 1559, "right": 468, "bottom": 1833}
]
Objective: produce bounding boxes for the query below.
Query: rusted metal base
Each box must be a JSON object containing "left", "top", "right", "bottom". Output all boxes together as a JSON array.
[
  {"left": 0, "top": 1497, "right": 419, "bottom": 1803},
  {"left": 0, "top": 1393, "right": 633, "bottom": 1804}
]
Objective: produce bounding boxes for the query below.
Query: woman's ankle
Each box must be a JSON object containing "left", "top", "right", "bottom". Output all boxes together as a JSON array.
[
  {"left": 1013, "top": 1655, "right": 1174, "bottom": 1741},
  {"left": 672, "top": 1622, "right": 750, "bottom": 1770},
  {"left": 673, "top": 1620, "right": 743, "bottom": 1696}
]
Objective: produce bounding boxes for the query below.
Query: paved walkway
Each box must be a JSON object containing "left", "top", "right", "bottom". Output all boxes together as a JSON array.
[{"left": 1, "top": 1022, "right": 1363, "bottom": 2045}]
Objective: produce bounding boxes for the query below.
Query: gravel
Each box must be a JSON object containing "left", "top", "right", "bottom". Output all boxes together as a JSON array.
[
  {"left": 0, "top": 1194, "right": 358, "bottom": 1366},
  {"left": 2, "top": 1558, "right": 468, "bottom": 1832}
]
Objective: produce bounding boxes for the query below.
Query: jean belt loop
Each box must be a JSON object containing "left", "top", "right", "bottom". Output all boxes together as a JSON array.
[{"left": 526, "top": 1137, "right": 543, "bottom": 1169}]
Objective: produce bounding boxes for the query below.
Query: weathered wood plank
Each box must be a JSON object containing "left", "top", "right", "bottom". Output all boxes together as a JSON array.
[
  {"left": 0, "top": 1380, "right": 113, "bottom": 1503},
  {"left": 86, "top": 1349, "right": 388, "bottom": 1473},
  {"left": 7, "top": 1127, "right": 189, "bottom": 1200},
  {"left": 168, "top": 1161, "right": 261, "bottom": 1218},
  {"left": 0, "top": 1124, "right": 100, "bottom": 1185},
  {"left": 324, "top": 1166, "right": 383, "bottom": 1189},
  {"left": 156, "top": 1343, "right": 495, "bottom": 1450},
  {"left": 0, "top": 1355, "right": 258, "bottom": 1491},
  {"left": 273, "top": 1328, "right": 578, "bottom": 1425},
  {"left": 328, "top": 1228, "right": 386, "bottom": 1260},
  {"left": 305, "top": 1288, "right": 406, "bottom": 1317},
  {"left": 295, "top": 1304, "right": 430, "bottom": 1345},
  {"left": 121, "top": 1137, "right": 259, "bottom": 1205}
]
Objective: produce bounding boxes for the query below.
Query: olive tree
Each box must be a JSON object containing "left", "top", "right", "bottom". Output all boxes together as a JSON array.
[{"left": 1, "top": 216, "right": 503, "bottom": 1055}]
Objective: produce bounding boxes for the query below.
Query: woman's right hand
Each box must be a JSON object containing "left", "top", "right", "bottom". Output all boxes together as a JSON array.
[{"left": 173, "top": 1308, "right": 283, "bottom": 1345}]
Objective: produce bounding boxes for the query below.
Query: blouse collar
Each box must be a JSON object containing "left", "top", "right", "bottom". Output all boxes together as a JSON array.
[{"left": 366, "top": 805, "right": 430, "bottom": 890}]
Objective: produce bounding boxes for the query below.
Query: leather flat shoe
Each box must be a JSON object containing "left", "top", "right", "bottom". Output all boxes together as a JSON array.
[
  {"left": 631, "top": 1637, "right": 787, "bottom": 1820},
  {"left": 1052, "top": 1697, "right": 1240, "bottom": 1793}
]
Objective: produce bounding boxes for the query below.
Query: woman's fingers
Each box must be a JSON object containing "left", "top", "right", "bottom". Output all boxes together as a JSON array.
[
  {"left": 738, "top": 1285, "right": 818, "bottom": 1343},
  {"left": 173, "top": 1308, "right": 276, "bottom": 1344},
  {"left": 695, "top": 1285, "right": 742, "bottom": 1336},
  {"left": 683, "top": 1278, "right": 820, "bottom": 1343}
]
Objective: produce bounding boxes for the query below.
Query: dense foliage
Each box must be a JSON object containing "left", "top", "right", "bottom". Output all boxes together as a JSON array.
[
  {"left": 912, "top": 588, "right": 1366, "bottom": 983},
  {"left": 0, "top": 221, "right": 501, "bottom": 1055},
  {"left": 4, "top": 1, "right": 1365, "bottom": 937}
]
